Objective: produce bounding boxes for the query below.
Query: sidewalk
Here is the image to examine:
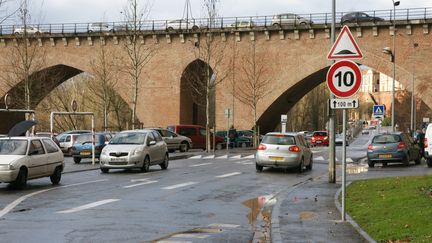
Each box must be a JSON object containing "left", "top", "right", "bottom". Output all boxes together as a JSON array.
[{"left": 271, "top": 176, "right": 368, "bottom": 243}]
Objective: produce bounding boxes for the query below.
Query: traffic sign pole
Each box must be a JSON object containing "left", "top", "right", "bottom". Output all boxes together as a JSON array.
[
  {"left": 329, "top": 0, "right": 336, "bottom": 185},
  {"left": 342, "top": 109, "right": 347, "bottom": 221}
]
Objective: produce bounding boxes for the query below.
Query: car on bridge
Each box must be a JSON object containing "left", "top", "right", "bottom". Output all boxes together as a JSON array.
[
  {"left": 13, "top": 26, "right": 46, "bottom": 35},
  {"left": 88, "top": 22, "right": 113, "bottom": 33},
  {"left": 229, "top": 20, "right": 255, "bottom": 28},
  {"left": 0, "top": 136, "right": 64, "bottom": 188},
  {"left": 271, "top": 13, "right": 313, "bottom": 27},
  {"left": 341, "top": 12, "right": 384, "bottom": 24},
  {"left": 164, "top": 19, "right": 200, "bottom": 31}
]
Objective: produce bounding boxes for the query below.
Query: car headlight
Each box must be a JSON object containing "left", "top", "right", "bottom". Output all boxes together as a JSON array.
[
  {"left": 101, "top": 149, "right": 108, "bottom": 156},
  {"left": 133, "top": 148, "right": 142, "bottom": 156},
  {"left": 0, "top": 164, "right": 14, "bottom": 171}
]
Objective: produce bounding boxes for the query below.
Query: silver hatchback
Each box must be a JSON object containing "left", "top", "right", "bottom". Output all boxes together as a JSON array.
[{"left": 256, "top": 132, "right": 312, "bottom": 173}]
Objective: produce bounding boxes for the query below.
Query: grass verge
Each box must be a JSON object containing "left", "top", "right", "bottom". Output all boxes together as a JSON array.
[{"left": 346, "top": 175, "right": 432, "bottom": 243}]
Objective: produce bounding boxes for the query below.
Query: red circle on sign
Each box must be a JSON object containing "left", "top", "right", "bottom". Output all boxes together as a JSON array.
[{"left": 326, "top": 60, "right": 362, "bottom": 98}]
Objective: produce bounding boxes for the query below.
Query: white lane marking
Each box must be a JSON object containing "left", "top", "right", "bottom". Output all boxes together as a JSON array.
[
  {"left": 241, "top": 162, "right": 254, "bottom": 165},
  {"left": 123, "top": 180, "right": 158, "bottom": 188},
  {"left": 0, "top": 179, "right": 108, "bottom": 218},
  {"left": 216, "top": 172, "right": 242, "bottom": 178},
  {"left": 173, "top": 234, "right": 209, "bottom": 239},
  {"left": 230, "top": 155, "right": 241, "bottom": 159},
  {"left": 130, "top": 178, "right": 151, "bottom": 182},
  {"left": 216, "top": 155, "right": 228, "bottom": 159},
  {"left": 190, "top": 155, "right": 202, "bottom": 159},
  {"left": 57, "top": 199, "right": 120, "bottom": 214},
  {"left": 162, "top": 182, "right": 197, "bottom": 190},
  {"left": 235, "top": 159, "right": 250, "bottom": 164},
  {"left": 189, "top": 162, "right": 213, "bottom": 167},
  {"left": 203, "top": 155, "right": 215, "bottom": 159},
  {"left": 208, "top": 223, "right": 240, "bottom": 228},
  {"left": 315, "top": 156, "right": 325, "bottom": 161},
  {"left": 243, "top": 154, "right": 255, "bottom": 159},
  {"left": 156, "top": 241, "right": 192, "bottom": 243}
]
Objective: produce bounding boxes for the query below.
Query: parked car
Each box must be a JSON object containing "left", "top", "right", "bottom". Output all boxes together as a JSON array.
[
  {"left": 35, "top": 132, "right": 60, "bottom": 146},
  {"left": 341, "top": 12, "right": 384, "bottom": 24},
  {"left": 71, "top": 132, "right": 113, "bottom": 163},
  {"left": 56, "top": 133, "right": 79, "bottom": 156},
  {"left": 164, "top": 19, "right": 200, "bottom": 31},
  {"left": 335, "top": 133, "right": 349, "bottom": 146},
  {"left": 256, "top": 132, "right": 312, "bottom": 173},
  {"left": 88, "top": 22, "right": 113, "bottom": 33},
  {"left": 167, "top": 125, "right": 225, "bottom": 150},
  {"left": 423, "top": 124, "right": 432, "bottom": 167},
  {"left": 367, "top": 132, "right": 421, "bottom": 167},
  {"left": 149, "top": 128, "right": 192, "bottom": 153},
  {"left": 310, "top": 131, "right": 329, "bottom": 147},
  {"left": 0, "top": 137, "right": 64, "bottom": 188},
  {"left": 229, "top": 20, "right": 255, "bottom": 28},
  {"left": 215, "top": 131, "right": 252, "bottom": 148},
  {"left": 361, "top": 129, "right": 370, "bottom": 135},
  {"left": 271, "top": 13, "right": 313, "bottom": 27},
  {"left": 237, "top": 130, "right": 263, "bottom": 141},
  {"left": 13, "top": 25, "right": 46, "bottom": 35},
  {"left": 99, "top": 130, "right": 168, "bottom": 173}
]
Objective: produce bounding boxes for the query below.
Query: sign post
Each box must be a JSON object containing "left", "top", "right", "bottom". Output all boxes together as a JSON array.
[
  {"left": 225, "top": 108, "right": 231, "bottom": 153},
  {"left": 281, "top": 115, "right": 287, "bottom": 133},
  {"left": 327, "top": 25, "right": 363, "bottom": 222}
]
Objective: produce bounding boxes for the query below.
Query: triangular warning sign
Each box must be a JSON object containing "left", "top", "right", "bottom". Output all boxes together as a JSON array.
[
  {"left": 327, "top": 25, "right": 363, "bottom": 60},
  {"left": 375, "top": 107, "right": 382, "bottom": 113}
]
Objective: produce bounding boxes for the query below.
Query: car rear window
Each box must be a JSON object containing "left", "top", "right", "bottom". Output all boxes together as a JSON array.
[
  {"left": 76, "top": 134, "right": 102, "bottom": 144},
  {"left": 262, "top": 135, "right": 296, "bottom": 145},
  {"left": 372, "top": 134, "right": 401, "bottom": 144},
  {"left": 313, "top": 132, "right": 327, "bottom": 136}
]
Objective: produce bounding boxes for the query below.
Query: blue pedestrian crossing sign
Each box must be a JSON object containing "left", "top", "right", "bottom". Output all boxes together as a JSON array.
[{"left": 373, "top": 105, "right": 385, "bottom": 116}]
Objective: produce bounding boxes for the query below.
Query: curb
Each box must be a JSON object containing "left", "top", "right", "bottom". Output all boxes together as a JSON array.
[
  {"left": 62, "top": 153, "right": 193, "bottom": 174},
  {"left": 334, "top": 182, "right": 376, "bottom": 243}
]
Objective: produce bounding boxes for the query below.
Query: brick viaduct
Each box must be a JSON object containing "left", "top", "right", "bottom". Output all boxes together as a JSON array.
[{"left": 0, "top": 21, "right": 431, "bottom": 133}]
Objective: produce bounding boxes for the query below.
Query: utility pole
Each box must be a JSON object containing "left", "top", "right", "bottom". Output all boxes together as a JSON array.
[{"left": 328, "top": 0, "right": 336, "bottom": 183}]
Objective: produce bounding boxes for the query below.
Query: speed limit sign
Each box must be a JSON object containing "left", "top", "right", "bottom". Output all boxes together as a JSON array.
[{"left": 326, "top": 60, "right": 362, "bottom": 98}]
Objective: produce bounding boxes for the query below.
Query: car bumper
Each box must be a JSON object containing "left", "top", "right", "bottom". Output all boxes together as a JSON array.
[
  {"left": 311, "top": 140, "right": 329, "bottom": 146},
  {"left": 256, "top": 152, "right": 301, "bottom": 168},
  {"left": 0, "top": 169, "right": 19, "bottom": 183},
  {"left": 367, "top": 151, "right": 407, "bottom": 162},
  {"left": 99, "top": 154, "right": 144, "bottom": 169},
  {"left": 72, "top": 151, "right": 101, "bottom": 158}
]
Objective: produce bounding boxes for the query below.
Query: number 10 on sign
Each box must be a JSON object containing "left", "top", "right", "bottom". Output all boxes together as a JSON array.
[{"left": 327, "top": 60, "right": 362, "bottom": 98}]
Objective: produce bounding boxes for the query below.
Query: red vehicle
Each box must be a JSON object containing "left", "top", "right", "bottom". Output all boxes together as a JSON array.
[
  {"left": 310, "top": 131, "right": 329, "bottom": 146},
  {"left": 167, "top": 125, "right": 225, "bottom": 150}
]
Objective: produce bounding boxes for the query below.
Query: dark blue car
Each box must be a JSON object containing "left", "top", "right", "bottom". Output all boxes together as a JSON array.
[{"left": 71, "top": 133, "right": 113, "bottom": 163}]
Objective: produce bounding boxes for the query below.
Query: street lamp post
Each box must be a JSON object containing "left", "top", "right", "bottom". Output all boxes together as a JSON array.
[
  {"left": 383, "top": 0, "right": 400, "bottom": 132},
  {"left": 411, "top": 43, "right": 418, "bottom": 135}
]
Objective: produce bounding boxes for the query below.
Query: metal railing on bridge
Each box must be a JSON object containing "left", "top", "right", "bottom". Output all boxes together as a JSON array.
[{"left": 0, "top": 7, "right": 430, "bottom": 36}]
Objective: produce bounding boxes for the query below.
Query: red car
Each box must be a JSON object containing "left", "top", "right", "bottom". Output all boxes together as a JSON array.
[
  {"left": 310, "top": 131, "right": 329, "bottom": 146},
  {"left": 167, "top": 124, "right": 225, "bottom": 150}
]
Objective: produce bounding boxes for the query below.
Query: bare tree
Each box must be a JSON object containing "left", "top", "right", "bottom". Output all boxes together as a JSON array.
[
  {"left": 236, "top": 41, "right": 271, "bottom": 147},
  {"left": 121, "top": 0, "right": 155, "bottom": 129},
  {"left": 0, "top": 0, "right": 22, "bottom": 24}
]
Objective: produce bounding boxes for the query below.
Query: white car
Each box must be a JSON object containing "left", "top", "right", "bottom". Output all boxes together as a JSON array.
[
  {"left": 88, "top": 22, "right": 113, "bottom": 33},
  {"left": 165, "top": 19, "right": 199, "bottom": 31},
  {"left": 0, "top": 137, "right": 64, "bottom": 188},
  {"left": 99, "top": 130, "right": 169, "bottom": 173},
  {"left": 14, "top": 26, "right": 44, "bottom": 35},
  {"left": 229, "top": 20, "right": 255, "bottom": 28}
]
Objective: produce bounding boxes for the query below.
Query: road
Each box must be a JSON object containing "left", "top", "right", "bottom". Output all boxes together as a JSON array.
[{"left": 0, "top": 129, "right": 429, "bottom": 242}]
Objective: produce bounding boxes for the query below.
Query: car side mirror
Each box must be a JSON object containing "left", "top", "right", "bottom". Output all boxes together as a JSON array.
[{"left": 148, "top": 141, "right": 156, "bottom": 146}]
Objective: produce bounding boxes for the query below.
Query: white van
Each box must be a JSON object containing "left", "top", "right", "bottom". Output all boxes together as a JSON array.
[{"left": 423, "top": 123, "right": 432, "bottom": 167}]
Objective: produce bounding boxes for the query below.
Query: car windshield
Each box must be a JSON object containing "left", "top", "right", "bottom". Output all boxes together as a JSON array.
[
  {"left": 262, "top": 135, "right": 296, "bottom": 145},
  {"left": 76, "top": 134, "right": 101, "bottom": 144},
  {"left": 109, "top": 132, "right": 147, "bottom": 145},
  {"left": 372, "top": 134, "right": 401, "bottom": 144},
  {"left": 313, "top": 132, "right": 327, "bottom": 136},
  {"left": 0, "top": 140, "right": 28, "bottom": 155}
]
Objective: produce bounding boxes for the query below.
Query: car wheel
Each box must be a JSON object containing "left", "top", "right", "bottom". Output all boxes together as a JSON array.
[
  {"left": 256, "top": 163, "right": 263, "bottom": 172},
  {"left": 14, "top": 168, "right": 28, "bottom": 188},
  {"left": 368, "top": 160, "right": 375, "bottom": 168},
  {"left": 272, "top": 23, "right": 280, "bottom": 28},
  {"left": 298, "top": 158, "right": 304, "bottom": 173},
  {"left": 167, "top": 27, "right": 174, "bottom": 31},
  {"left": 403, "top": 154, "right": 410, "bottom": 166},
  {"left": 14, "top": 32, "right": 20, "bottom": 35},
  {"left": 306, "top": 156, "right": 313, "bottom": 170},
  {"left": 415, "top": 155, "right": 421, "bottom": 165},
  {"left": 159, "top": 153, "right": 169, "bottom": 170},
  {"left": 100, "top": 168, "right": 109, "bottom": 173},
  {"left": 180, "top": 141, "right": 189, "bottom": 152},
  {"left": 427, "top": 158, "right": 432, "bottom": 168},
  {"left": 141, "top": 156, "right": 150, "bottom": 172},
  {"left": 216, "top": 143, "right": 223, "bottom": 150},
  {"left": 50, "top": 166, "right": 62, "bottom": 185},
  {"left": 73, "top": 157, "right": 81, "bottom": 164},
  {"left": 192, "top": 25, "right": 199, "bottom": 31}
]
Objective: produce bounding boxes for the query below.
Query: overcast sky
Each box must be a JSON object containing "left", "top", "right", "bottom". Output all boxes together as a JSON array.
[{"left": 4, "top": 0, "right": 432, "bottom": 24}]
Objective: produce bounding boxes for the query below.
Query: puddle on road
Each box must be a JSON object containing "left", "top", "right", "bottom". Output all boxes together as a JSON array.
[
  {"left": 299, "top": 211, "right": 317, "bottom": 220},
  {"left": 346, "top": 164, "right": 369, "bottom": 174},
  {"left": 242, "top": 195, "right": 277, "bottom": 243},
  {"left": 151, "top": 228, "right": 223, "bottom": 242}
]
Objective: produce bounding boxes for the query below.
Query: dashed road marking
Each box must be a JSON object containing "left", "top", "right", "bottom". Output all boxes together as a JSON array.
[
  {"left": 156, "top": 240, "right": 192, "bottom": 243},
  {"left": 173, "top": 234, "right": 209, "bottom": 239},
  {"left": 215, "top": 172, "right": 242, "bottom": 178},
  {"left": 216, "top": 155, "right": 228, "bottom": 159},
  {"left": 203, "top": 155, "right": 215, "bottom": 159},
  {"left": 57, "top": 199, "right": 120, "bottom": 214},
  {"left": 230, "top": 155, "right": 241, "bottom": 159},
  {"left": 189, "top": 162, "right": 213, "bottom": 167},
  {"left": 315, "top": 156, "right": 325, "bottom": 161},
  {"left": 190, "top": 155, "right": 202, "bottom": 159},
  {"left": 162, "top": 182, "right": 198, "bottom": 190},
  {"left": 208, "top": 223, "right": 240, "bottom": 228},
  {"left": 243, "top": 154, "right": 255, "bottom": 159},
  {"left": 124, "top": 180, "right": 158, "bottom": 188}
]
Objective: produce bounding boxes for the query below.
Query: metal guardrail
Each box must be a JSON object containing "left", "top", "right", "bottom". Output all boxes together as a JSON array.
[{"left": 0, "top": 7, "right": 430, "bottom": 36}]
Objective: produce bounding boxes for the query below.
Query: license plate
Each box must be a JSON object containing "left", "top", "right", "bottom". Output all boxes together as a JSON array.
[
  {"left": 80, "top": 152, "right": 91, "bottom": 156},
  {"left": 269, "top": 156, "right": 284, "bottom": 161},
  {"left": 111, "top": 158, "right": 126, "bottom": 162},
  {"left": 316, "top": 141, "right": 322, "bottom": 143},
  {"left": 379, "top": 154, "right": 392, "bottom": 158}
]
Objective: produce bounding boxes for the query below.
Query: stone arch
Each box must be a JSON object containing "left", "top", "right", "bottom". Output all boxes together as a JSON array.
[{"left": 180, "top": 59, "right": 215, "bottom": 126}]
